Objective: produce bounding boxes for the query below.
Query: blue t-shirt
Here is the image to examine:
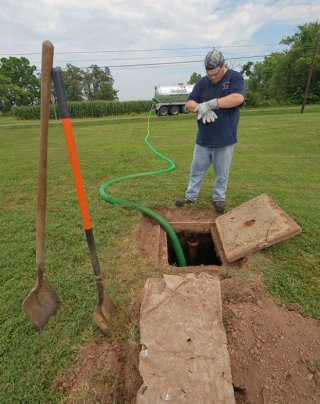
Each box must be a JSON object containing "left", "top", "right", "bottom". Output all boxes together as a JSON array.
[{"left": 188, "top": 69, "right": 246, "bottom": 147}]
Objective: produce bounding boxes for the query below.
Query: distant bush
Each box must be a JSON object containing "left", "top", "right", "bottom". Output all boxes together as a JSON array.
[{"left": 13, "top": 100, "right": 153, "bottom": 120}]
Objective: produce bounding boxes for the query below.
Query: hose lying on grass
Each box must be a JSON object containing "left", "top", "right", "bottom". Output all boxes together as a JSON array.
[{"left": 99, "top": 109, "right": 186, "bottom": 267}]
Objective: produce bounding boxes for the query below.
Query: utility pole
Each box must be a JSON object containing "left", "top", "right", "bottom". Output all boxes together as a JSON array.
[{"left": 301, "top": 30, "right": 320, "bottom": 113}]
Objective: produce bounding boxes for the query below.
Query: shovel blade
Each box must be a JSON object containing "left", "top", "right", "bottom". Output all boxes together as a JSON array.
[
  {"left": 93, "top": 293, "right": 115, "bottom": 334},
  {"left": 23, "top": 277, "right": 59, "bottom": 331}
]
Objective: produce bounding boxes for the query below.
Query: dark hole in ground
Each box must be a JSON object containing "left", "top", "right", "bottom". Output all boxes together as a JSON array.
[
  {"left": 167, "top": 231, "right": 222, "bottom": 267},
  {"left": 233, "top": 386, "right": 249, "bottom": 403}
]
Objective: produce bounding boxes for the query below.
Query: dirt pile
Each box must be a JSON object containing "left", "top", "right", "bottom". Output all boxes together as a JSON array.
[
  {"left": 55, "top": 268, "right": 320, "bottom": 403},
  {"left": 222, "top": 271, "right": 320, "bottom": 403}
]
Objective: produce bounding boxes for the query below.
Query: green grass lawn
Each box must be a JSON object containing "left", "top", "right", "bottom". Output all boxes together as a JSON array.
[{"left": 0, "top": 106, "right": 319, "bottom": 402}]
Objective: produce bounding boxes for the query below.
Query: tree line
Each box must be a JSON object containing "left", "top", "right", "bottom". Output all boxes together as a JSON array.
[
  {"left": 241, "top": 22, "right": 320, "bottom": 107},
  {"left": 1, "top": 22, "right": 319, "bottom": 113},
  {"left": 188, "top": 22, "right": 320, "bottom": 107},
  {"left": 0, "top": 61, "right": 118, "bottom": 113}
]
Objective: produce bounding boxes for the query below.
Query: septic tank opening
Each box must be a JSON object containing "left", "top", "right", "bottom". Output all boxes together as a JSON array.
[{"left": 167, "top": 231, "right": 222, "bottom": 267}]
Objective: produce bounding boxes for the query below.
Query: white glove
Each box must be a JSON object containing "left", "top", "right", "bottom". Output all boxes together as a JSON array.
[
  {"left": 195, "top": 98, "right": 218, "bottom": 116},
  {"left": 198, "top": 110, "right": 218, "bottom": 124}
]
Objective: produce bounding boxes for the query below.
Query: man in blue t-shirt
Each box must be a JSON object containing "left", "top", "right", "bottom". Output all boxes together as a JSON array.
[{"left": 175, "top": 47, "right": 246, "bottom": 213}]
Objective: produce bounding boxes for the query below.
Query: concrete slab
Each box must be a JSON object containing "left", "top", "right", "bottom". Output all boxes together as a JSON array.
[
  {"left": 215, "top": 193, "right": 302, "bottom": 263},
  {"left": 136, "top": 273, "right": 235, "bottom": 404}
]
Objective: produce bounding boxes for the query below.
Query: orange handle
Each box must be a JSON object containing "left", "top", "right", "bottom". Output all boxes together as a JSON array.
[
  {"left": 61, "top": 118, "right": 92, "bottom": 230},
  {"left": 52, "top": 68, "right": 92, "bottom": 230}
]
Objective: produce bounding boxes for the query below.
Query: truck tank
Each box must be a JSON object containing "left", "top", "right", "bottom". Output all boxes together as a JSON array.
[{"left": 153, "top": 83, "right": 195, "bottom": 116}]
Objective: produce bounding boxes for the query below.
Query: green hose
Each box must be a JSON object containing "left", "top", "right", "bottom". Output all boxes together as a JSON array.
[{"left": 99, "top": 109, "right": 187, "bottom": 267}]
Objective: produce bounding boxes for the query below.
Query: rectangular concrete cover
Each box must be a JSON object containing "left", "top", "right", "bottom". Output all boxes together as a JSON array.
[
  {"left": 136, "top": 273, "right": 235, "bottom": 404},
  {"left": 215, "top": 193, "right": 302, "bottom": 263}
]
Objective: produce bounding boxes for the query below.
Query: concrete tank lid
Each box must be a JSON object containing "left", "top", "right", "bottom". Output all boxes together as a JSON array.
[{"left": 215, "top": 193, "right": 302, "bottom": 263}]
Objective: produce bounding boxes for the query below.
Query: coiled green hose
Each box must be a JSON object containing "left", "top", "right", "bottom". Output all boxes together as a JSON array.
[{"left": 99, "top": 109, "right": 186, "bottom": 267}]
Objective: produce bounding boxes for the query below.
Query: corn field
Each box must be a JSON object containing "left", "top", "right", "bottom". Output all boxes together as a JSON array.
[{"left": 13, "top": 100, "right": 154, "bottom": 119}]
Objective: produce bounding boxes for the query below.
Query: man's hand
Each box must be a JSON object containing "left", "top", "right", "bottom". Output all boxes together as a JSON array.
[
  {"left": 195, "top": 98, "right": 218, "bottom": 116},
  {"left": 198, "top": 110, "right": 218, "bottom": 124}
]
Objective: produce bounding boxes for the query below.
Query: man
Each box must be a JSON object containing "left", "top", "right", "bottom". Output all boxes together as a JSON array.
[{"left": 175, "top": 47, "right": 246, "bottom": 213}]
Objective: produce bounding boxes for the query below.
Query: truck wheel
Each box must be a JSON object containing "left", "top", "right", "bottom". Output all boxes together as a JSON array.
[
  {"left": 170, "top": 105, "right": 180, "bottom": 115},
  {"left": 158, "top": 106, "right": 169, "bottom": 116},
  {"left": 181, "top": 104, "right": 189, "bottom": 114}
]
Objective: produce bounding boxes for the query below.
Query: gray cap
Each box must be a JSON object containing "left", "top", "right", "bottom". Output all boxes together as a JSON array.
[{"left": 204, "top": 48, "right": 224, "bottom": 69}]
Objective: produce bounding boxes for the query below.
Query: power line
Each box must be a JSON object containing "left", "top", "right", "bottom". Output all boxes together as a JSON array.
[
  {"left": 29, "top": 50, "right": 282, "bottom": 66},
  {"left": 0, "top": 43, "right": 287, "bottom": 57},
  {"left": 105, "top": 55, "right": 273, "bottom": 70},
  {"left": 33, "top": 54, "right": 273, "bottom": 72}
]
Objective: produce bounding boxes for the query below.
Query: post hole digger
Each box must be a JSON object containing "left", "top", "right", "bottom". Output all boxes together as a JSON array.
[
  {"left": 22, "top": 41, "right": 59, "bottom": 330},
  {"left": 52, "top": 68, "right": 115, "bottom": 334}
]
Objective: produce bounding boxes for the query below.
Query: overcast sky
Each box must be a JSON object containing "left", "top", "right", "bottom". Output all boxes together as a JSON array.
[{"left": 1, "top": 0, "right": 319, "bottom": 101}]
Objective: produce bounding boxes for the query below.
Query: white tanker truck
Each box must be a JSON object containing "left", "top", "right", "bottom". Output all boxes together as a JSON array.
[{"left": 153, "top": 83, "right": 195, "bottom": 116}]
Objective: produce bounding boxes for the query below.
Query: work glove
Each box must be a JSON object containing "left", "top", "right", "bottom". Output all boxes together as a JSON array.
[
  {"left": 195, "top": 98, "right": 218, "bottom": 117},
  {"left": 199, "top": 110, "right": 218, "bottom": 124}
]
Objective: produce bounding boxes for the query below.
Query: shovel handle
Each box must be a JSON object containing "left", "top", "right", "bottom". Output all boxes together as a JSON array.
[
  {"left": 51, "top": 70, "right": 91, "bottom": 230},
  {"left": 36, "top": 40, "right": 54, "bottom": 278},
  {"left": 52, "top": 69, "right": 105, "bottom": 301}
]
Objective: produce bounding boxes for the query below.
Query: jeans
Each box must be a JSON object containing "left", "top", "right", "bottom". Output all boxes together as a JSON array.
[{"left": 185, "top": 143, "right": 235, "bottom": 202}]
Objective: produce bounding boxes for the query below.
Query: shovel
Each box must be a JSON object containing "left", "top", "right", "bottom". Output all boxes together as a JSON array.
[
  {"left": 52, "top": 68, "right": 115, "bottom": 334},
  {"left": 22, "top": 40, "right": 59, "bottom": 330}
]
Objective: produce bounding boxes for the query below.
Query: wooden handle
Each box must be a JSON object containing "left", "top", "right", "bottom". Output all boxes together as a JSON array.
[{"left": 36, "top": 40, "right": 54, "bottom": 272}]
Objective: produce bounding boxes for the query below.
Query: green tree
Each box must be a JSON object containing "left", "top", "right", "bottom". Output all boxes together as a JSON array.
[
  {"left": 275, "top": 22, "right": 320, "bottom": 103},
  {"left": 0, "top": 57, "right": 39, "bottom": 112},
  {"left": 244, "top": 21, "right": 320, "bottom": 106},
  {"left": 240, "top": 61, "right": 254, "bottom": 77},
  {"left": 83, "top": 65, "right": 118, "bottom": 101},
  {"left": 188, "top": 72, "right": 202, "bottom": 84},
  {"left": 245, "top": 52, "right": 285, "bottom": 106},
  {"left": 0, "top": 74, "right": 19, "bottom": 112},
  {"left": 63, "top": 64, "right": 85, "bottom": 101}
]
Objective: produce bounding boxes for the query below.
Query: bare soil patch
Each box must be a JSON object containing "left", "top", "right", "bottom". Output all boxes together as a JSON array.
[
  {"left": 222, "top": 269, "right": 320, "bottom": 404},
  {"left": 54, "top": 337, "right": 142, "bottom": 403},
  {"left": 55, "top": 209, "right": 320, "bottom": 403}
]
